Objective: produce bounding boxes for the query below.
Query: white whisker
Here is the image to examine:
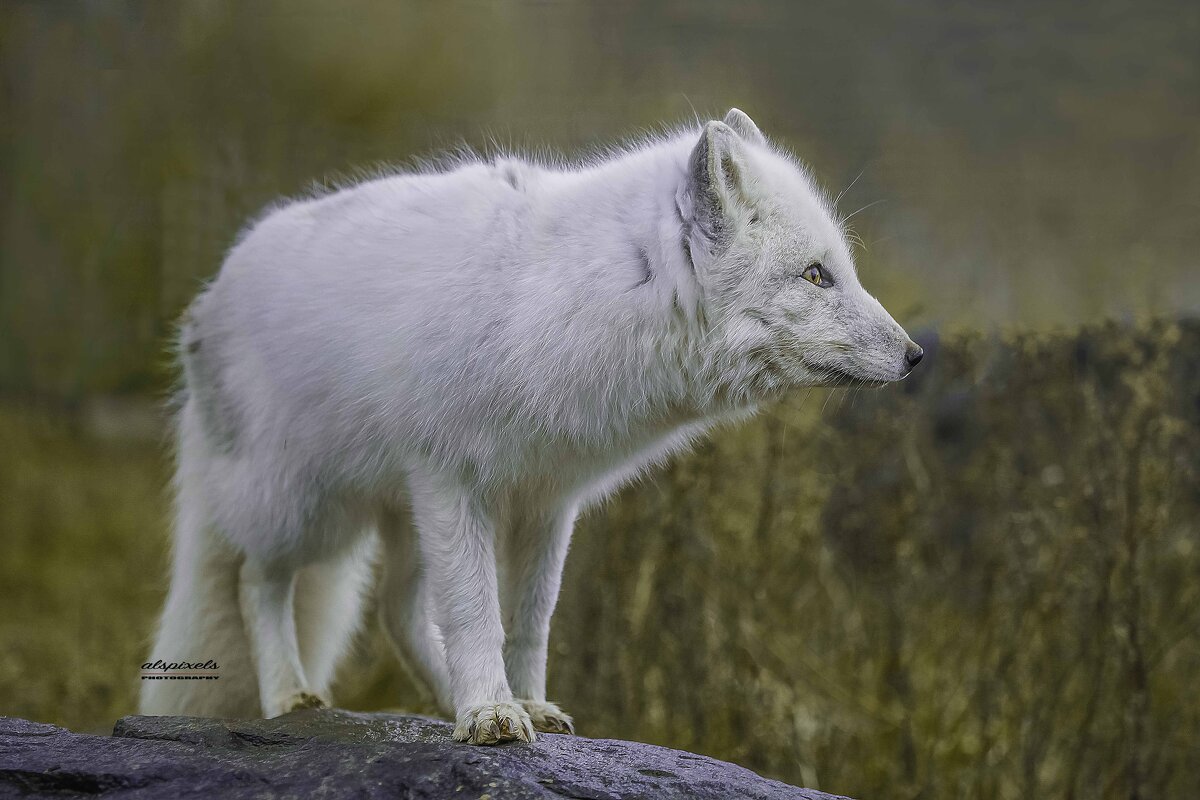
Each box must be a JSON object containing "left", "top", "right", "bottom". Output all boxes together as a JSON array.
[{"left": 842, "top": 198, "right": 886, "bottom": 224}]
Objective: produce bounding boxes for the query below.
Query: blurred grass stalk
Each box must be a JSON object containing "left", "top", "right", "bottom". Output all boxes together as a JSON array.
[{"left": 1, "top": 321, "right": 1197, "bottom": 800}]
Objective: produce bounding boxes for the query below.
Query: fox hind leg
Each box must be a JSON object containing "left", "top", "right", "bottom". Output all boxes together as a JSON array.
[
  {"left": 293, "top": 537, "right": 376, "bottom": 704},
  {"left": 239, "top": 558, "right": 323, "bottom": 716}
]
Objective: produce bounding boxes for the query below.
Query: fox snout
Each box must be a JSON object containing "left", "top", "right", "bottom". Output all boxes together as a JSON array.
[
  {"left": 887, "top": 336, "right": 923, "bottom": 380},
  {"left": 905, "top": 342, "right": 924, "bottom": 370},
  {"left": 870, "top": 326, "right": 923, "bottom": 383}
]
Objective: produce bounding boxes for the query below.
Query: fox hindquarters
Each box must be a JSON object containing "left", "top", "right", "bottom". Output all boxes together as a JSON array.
[{"left": 140, "top": 108, "right": 920, "bottom": 744}]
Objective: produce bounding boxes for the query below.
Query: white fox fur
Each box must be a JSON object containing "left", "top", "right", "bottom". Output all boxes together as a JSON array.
[{"left": 140, "top": 109, "right": 920, "bottom": 744}]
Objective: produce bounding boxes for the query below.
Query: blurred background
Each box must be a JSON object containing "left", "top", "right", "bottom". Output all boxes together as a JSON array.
[{"left": 1, "top": 2, "right": 1197, "bottom": 799}]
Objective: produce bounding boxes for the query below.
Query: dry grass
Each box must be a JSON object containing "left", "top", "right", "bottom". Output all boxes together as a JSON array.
[{"left": 1, "top": 321, "right": 1197, "bottom": 799}]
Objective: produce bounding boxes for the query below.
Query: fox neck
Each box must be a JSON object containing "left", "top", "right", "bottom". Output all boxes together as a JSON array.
[{"left": 608, "top": 162, "right": 762, "bottom": 422}]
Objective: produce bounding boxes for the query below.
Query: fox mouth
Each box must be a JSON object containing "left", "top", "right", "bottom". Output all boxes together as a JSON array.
[{"left": 801, "top": 360, "right": 890, "bottom": 388}]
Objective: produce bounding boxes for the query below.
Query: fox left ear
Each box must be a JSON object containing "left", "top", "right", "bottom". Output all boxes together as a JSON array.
[{"left": 684, "top": 120, "right": 750, "bottom": 243}]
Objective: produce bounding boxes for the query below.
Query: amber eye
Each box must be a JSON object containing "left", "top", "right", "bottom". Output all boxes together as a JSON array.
[{"left": 802, "top": 263, "right": 831, "bottom": 287}]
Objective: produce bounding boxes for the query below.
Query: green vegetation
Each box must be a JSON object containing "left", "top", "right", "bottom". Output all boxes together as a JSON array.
[
  {"left": 2, "top": 322, "right": 1197, "bottom": 799},
  {"left": 544, "top": 321, "right": 1200, "bottom": 799},
  {"left": 0, "top": 401, "right": 168, "bottom": 733}
]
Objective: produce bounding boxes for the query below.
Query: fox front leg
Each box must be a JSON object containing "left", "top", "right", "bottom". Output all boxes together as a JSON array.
[
  {"left": 408, "top": 470, "right": 534, "bottom": 745},
  {"left": 502, "top": 505, "right": 577, "bottom": 735}
]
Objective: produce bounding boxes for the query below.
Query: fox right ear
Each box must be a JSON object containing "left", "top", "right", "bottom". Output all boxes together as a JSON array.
[
  {"left": 684, "top": 120, "right": 747, "bottom": 243},
  {"left": 723, "top": 108, "right": 766, "bottom": 146}
]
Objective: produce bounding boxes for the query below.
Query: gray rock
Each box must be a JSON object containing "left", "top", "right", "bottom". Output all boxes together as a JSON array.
[{"left": 0, "top": 710, "right": 851, "bottom": 799}]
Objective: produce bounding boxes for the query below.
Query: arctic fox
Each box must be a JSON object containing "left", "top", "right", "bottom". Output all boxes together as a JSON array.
[{"left": 140, "top": 109, "right": 922, "bottom": 745}]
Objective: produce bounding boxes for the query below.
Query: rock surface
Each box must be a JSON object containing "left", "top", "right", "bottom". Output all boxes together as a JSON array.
[{"left": 0, "top": 710, "right": 851, "bottom": 799}]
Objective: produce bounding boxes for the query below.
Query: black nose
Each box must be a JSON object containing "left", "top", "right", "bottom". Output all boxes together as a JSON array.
[{"left": 905, "top": 343, "right": 924, "bottom": 368}]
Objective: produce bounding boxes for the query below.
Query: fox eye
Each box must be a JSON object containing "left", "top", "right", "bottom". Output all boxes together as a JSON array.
[{"left": 802, "top": 263, "right": 832, "bottom": 288}]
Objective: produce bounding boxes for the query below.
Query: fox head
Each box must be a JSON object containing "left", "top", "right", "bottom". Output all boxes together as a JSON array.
[{"left": 678, "top": 109, "right": 921, "bottom": 399}]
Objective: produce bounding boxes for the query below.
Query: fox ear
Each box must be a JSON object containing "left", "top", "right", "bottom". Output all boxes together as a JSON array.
[
  {"left": 723, "top": 108, "right": 766, "bottom": 146},
  {"left": 685, "top": 120, "right": 749, "bottom": 242}
]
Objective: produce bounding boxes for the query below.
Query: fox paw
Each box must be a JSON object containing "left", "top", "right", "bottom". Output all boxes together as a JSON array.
[
  {"left": 518, "top": 699, "right": 575, "bottom": 735},
  {"left": 288, "top": 691, "right": 328, "bottom": 711},
  {"left": 270, "top": 691, "right": 328, "bottom": 716},
  {"left": 453, "top": 701, "right": 535, "bottom": 745}
]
